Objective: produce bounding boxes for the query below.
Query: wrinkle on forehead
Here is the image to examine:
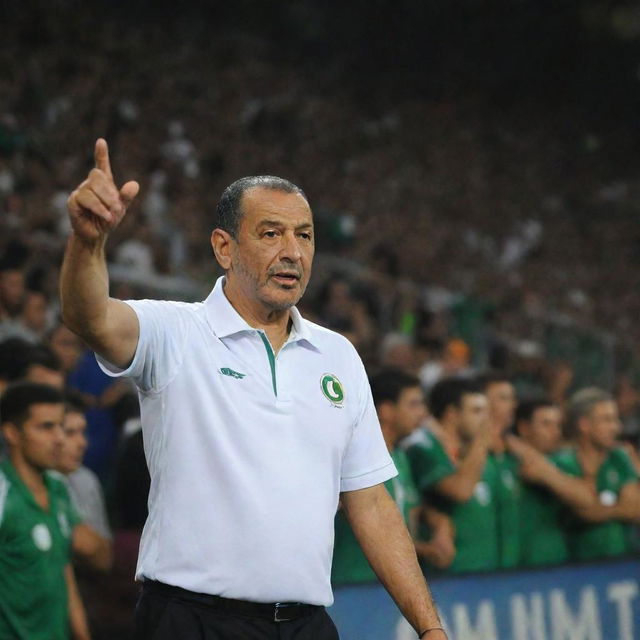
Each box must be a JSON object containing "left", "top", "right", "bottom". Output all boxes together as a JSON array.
[{"left": 241, "top": 188, "right": 312, "bottom": 227}]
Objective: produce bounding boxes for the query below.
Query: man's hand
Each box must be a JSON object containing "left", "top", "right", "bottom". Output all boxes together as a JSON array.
[
  {"left": 505, "top": 435, "right": 550, "bottom": 484},
  {"left": 60, "top": 138, "right": 141, "bottom": 369},
  {"left": 67, "top": 139, "right": 139, "bottom": 243}
]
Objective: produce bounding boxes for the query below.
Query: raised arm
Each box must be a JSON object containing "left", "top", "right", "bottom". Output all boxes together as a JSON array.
[
  {"left": 60, "top": 139, "right": 140, "bottom": 368},
  {"left": 434, "top": 429, "right": 491, "bottom": 503},
  {"left": 505, "top": 435, "right": 596, "bottom": 511},
  {"left": 341, "top": 484, "right": 447, "bottom": 640}
]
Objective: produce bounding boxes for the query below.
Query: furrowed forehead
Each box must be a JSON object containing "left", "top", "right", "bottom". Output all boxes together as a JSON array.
[{"left": 241, "top": 187, "right": 311, "bottom": 221}]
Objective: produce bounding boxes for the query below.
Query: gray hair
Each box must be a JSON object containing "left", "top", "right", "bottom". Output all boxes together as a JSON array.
[
  {"left": 565, "top": 387, "right": 613, "bottom": 437},
  {"left": 215, "top": 176, "right": 307, "bottom": 238}
]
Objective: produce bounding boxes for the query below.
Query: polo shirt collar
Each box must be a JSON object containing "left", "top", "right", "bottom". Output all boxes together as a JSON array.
[{"left": 204, "top": 276, "right": 319, "bottom": 350}]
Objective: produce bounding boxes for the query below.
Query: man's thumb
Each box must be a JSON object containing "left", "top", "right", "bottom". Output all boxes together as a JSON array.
[{"left": 120, "top": 181, "right": 140, "bottom": 207}]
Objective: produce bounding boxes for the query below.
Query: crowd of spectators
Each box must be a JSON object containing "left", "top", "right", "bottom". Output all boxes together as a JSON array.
[{"left": 1, "top": 1, "right": 640, "bottom": 637}]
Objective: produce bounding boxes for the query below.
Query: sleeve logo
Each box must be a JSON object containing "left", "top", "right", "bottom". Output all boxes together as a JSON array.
[
  {"left": 320, "top": 373, "right": 344, "bottom": 406},
  {"left": 220, "top": 367, "right": 246, "bottom": 379}
]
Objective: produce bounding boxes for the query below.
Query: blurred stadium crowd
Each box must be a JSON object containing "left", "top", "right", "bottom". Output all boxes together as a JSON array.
[{"left": 1, "top": 0, "right": 640, "bottom": 637}]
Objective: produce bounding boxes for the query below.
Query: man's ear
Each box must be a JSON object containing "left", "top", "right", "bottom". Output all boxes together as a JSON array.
[
  {"left": 378, "top": 401, "right": 395, "bottom": 425},
  {"left": 211, "top": 229, "right": 233, "bottom": 270},
  {"left": 1, "top": 422, "right": 19, "bottom": 448}
]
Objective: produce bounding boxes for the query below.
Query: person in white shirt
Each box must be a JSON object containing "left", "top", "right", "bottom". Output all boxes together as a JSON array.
[
  {"left": 60, "top": 138, "right": 447, "bottom": 640},
  {"left": 57, "top": 393, "right": 112, "bottom": 572}
]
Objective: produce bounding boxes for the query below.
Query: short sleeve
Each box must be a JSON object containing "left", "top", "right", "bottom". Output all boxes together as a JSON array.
[
  {"left": 95, "top": 299, "right": 190, "bottom": 392},
  {"left": 403, "top": 431, "right": 455, "bottom": 493},
  {"left": 339, "top": 354, "right": 396, "bottom": 492}
]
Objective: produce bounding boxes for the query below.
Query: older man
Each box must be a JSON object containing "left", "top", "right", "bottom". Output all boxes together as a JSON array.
[
  {"left": 59, "top": 140, "right": 446, "bottom": 640},
  {"left": 556, "top": 387, "right": 640, "bottom": 561}
]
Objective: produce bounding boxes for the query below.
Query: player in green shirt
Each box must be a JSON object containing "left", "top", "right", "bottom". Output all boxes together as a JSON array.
[
  {"left": 0, "top": 382, "right": 89, "bottom": 640},
  {"left": 403, "top": 377, "right": 498, "bottom": 574},
  {"left": 332, "top": 369, "right": 454, "bottom": 585},
  {"left": 512, "top": 398, "right": 597, "bottom": 567},
  {"left": 477, "top": 372, "right": 521, "bottom": 569},
  {"left": 556, "top": 387, "right": 640, "bottom": 561}
]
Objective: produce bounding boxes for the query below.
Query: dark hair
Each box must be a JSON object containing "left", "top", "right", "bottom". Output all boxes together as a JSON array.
[
  {"left": 215, "top": 176, "right": 307, "bottom": 238},
  {"left": 428, "top": 377, "right": 481, "bottom": 421},
  {"left": 0, "top": 382, "right": 64, "bottom": 427},
  {"left": 369, "top": 369, "right": 421, "bottom": 408},
  {"left": 24, "top": 345, "right": 62, "bottom": 374},
  {"left": 0, "top": 337, "right": 33, "bottom": 382},
  {"left": 64, "top": 389, "right": 87, "bottom": 415},
  {"left": 515, "top": 398, "right": 556, "bottom": 427},
  {"left": 476, "top": 370, "right": 512, "bottom": 392}
]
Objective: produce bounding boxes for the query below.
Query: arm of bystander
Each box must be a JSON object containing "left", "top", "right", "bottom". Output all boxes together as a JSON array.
[{"left": 65, "top": 563, "right": 91, "bottom": 640}]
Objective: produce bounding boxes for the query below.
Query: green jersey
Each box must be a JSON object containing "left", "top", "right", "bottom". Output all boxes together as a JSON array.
[
  {"left": 518, "top": 455, "right": 575, "bottom": 567},
  {"left": 0, "top": 459, "right": 81, "bottom": 640},
  {"left": 489, "top": 452, "right": 522, "bottom": 570},
  {"left": 332, "top": 448, "right": 418, "bottom": 585},
  {"left": 553, "top": 447, "right": 639, "bottom": 561},
  {"left": 402, "top": 428, "right": 499, "bottom": 574}
]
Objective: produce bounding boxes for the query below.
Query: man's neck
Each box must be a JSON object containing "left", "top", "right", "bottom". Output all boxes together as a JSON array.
[
  {"left": 223, "top": 280, "right": 292, "bottom": 353},
  {"left": 9, "top": 453, "right": 49, "bottom": 509},
  {"left": 576, "top": 441, "right": 608, "bottom": 478}
]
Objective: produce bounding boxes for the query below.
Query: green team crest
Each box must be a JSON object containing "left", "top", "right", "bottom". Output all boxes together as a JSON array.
[
  {"left": 320, "top": 373, "right": 344, "bottom": 406},
  {"left": 220, "top": 367, "right": 246, "bottom": 379}
]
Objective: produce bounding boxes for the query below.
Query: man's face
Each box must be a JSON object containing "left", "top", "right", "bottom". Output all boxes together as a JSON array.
[
  {"left": 457, "top": 392, "right": 489, "bottom": 440},
  {"left": 0, "top": 269, "right": 25, "bottom": 314},
  {"left": 57, "top": 410, "right": 88, "bottom": 474},
  {"left": 486, "top": 381, "right": 517, "bottom": 432},
  {"left": 22, "top": 292, "right": 48, "bottom": 332},
  {"left": 583, "top": 400, "right": 621, "bottom": 452},
  {"left": 49, "top": 325, "right": 83, "bottom": 373},
  {"left": 391, "top": 386, "right": 426, "bottom": 439},
  {"left": 225, "top": 188, "right": 314, "bottom": 313},
  {"left": 3, "top": 403, "right": 65, "bottom": 471},
  {"left": 519, "top": 406, "right": 562, "bottom": 454}
]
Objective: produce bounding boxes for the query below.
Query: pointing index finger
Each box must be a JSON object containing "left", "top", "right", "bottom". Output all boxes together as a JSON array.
[{"left": 94, "top": 138, "right": 114, "bottom": 181}]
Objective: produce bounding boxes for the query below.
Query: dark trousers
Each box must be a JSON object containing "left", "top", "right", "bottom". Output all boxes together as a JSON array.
[{"left": 135, "top": 582, "right": 340, "bottom": 640}]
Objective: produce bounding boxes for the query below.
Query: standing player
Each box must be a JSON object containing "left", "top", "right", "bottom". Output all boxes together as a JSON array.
[
  {"left": 0, "top": 382, "right": 90, "bottom": 640},
  {"left": 59, "top": 140, "right": 447, "bottom": 640},
  {"left": 332, "top": 369, "right": 454, "bottom": 587},
  {"left": 402, "top": 377, "right": 497, "bottom": 573},
  {"left": 556, "top": 388, "right": 640, "bottom": 561},
  {"left": 477, "top": 371, "right": 521, "bottom": 569},
  {"left": 511, "top": 398, "right": 596, "bottom": 567}
]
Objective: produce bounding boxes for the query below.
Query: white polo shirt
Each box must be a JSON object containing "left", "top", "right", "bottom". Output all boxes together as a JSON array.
[{"left": 97, "top": 277, "right": 395, "bottom": 606}]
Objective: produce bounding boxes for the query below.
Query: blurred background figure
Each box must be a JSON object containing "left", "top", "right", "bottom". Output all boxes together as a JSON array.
[
  {"left": 476, "top": 371, "right": 521, "bottom": 569},
  {"left": 402, "top": 378, "right": 495, "bottom": 574},
  {"left": 332, "top": 369, "right": 454, "bottom": 588},
  {"left": 0, "top": 382, "right": 90, "bottom": 640},
  {"left": 57, "top": 392, "right": 112, "bottom": 572},
  {"left": 511, "top": 398, "right": 595, "bottom": 568},
  {"left": 556, "top": 388, "right": 640, "bottom": 561}
]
